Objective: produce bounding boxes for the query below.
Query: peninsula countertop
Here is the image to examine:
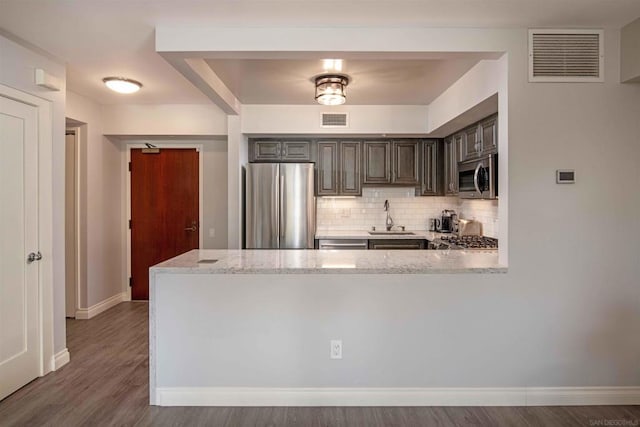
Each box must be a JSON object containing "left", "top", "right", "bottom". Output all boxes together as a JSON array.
[{"left": 150, "top": 249, "right": 506, "bottom": 275}]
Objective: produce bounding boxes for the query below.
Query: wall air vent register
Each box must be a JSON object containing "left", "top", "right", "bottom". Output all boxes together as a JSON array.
[
  {"left": 321, "top": 112, "right": 349, "bottom": 128},
  {"left": 529, "top": 29, "right": 604, "bottom": 83}
]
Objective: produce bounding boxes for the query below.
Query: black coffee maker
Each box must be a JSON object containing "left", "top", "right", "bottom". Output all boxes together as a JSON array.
[{"left": 441, "top": 210, "right": 457, "bottom": 233}]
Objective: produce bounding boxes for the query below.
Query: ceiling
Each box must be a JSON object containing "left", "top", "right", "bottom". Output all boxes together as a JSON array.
[
  {"left": 205, "top": 56, "right": 499, "bottom": 105},
  {"left": 0, "top": 1, "right": 639, "bottom": 106}
]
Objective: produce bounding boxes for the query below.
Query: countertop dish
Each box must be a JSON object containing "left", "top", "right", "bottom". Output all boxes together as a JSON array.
[{"left": 151, "top": 249, "right": 506, "bottom": 275}]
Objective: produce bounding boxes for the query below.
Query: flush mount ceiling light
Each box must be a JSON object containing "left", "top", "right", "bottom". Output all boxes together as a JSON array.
[
  {"left": 314, "top": 74, "right": 349, "bottom": 106},
  {"left": 102, "top": 77, "right": 142, "bottom": 94}
]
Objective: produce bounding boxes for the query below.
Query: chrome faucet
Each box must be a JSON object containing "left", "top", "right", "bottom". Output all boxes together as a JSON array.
[{"left": 384, "top": 200, "right": 394, "bottom": 231}]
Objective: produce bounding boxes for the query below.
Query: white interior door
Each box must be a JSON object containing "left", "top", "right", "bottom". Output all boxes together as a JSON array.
[{"left": 0, "top": 95, "right": 40, "bottom": 401}]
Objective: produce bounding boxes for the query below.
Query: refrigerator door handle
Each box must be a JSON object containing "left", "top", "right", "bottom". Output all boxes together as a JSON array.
[{"left": 279, "top": 174, "right": 285, "bottom": 239}]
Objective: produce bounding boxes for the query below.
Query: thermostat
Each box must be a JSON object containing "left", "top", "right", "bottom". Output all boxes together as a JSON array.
[{"left": 556, "top": 169, "right": 575, "bottom": 184}]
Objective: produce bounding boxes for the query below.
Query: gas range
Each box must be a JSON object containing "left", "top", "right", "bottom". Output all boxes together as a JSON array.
[{"left": 430, "top": 235, "right": 498, "bottom": 250}]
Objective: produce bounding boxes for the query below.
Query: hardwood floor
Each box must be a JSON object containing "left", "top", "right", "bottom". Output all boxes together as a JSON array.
[{"left": 0, "top": 302, "right": 638, "bottom": 426}]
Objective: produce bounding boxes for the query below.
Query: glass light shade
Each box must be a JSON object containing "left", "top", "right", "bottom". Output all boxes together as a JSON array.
[
  {"left": 315, "top": 75, "right": 348, "bottom": 106},
  {"left": 103, "top": 77, "right": 142, "bottom": 94}
]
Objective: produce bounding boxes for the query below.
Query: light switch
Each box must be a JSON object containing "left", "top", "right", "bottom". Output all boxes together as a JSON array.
[{"left": 208, "top": 228, "right": 216, "bottom": 238}]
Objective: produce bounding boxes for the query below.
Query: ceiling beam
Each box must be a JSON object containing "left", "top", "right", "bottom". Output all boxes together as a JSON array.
[{"left": 160, "top": 53, "right": 241, "bottom": 115}]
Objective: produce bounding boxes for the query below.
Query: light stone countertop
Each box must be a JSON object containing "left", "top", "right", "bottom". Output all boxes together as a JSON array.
[
  {"left": 150, "top": 249, "right": 506, "bottom": 275},
  {"left": 315, "top": 230, "right": 445, "bottom": 240}
]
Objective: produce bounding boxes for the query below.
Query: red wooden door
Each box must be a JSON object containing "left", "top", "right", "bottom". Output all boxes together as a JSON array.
[{"left": 130, "top": 148, "right": 199, "bottom": 300}]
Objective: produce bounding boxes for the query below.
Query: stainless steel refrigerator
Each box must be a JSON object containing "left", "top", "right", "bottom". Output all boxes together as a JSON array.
[{"left": 245, "top": 163, "right": 316, "bottom": 249}]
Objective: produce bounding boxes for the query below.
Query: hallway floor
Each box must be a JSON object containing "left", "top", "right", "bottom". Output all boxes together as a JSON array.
[{"left": 0, "top": 302, "right": 637, "bottom": 426}]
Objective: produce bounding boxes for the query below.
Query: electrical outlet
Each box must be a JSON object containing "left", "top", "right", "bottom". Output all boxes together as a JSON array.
[
  {"left": 209, "top": 228, "right": 215, "bottom": 238},
  {"left": 330, "top": 340, "right": 342, "bottom": 359}
]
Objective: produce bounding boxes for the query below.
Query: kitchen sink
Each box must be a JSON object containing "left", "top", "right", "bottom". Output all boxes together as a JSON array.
[{"left": 368, "top": 231, "right": 415, "bottom": 235}]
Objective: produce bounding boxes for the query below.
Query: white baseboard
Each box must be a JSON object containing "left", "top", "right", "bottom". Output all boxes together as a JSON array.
[
  {"left": 50, "top": 348, "right": 70, "bottom": 371},
  {"left": 153, "top": 386, "right": 640, "bottom": 407},
  {"left": 75, "top": 292, "right": 126, "bottom": 319}
]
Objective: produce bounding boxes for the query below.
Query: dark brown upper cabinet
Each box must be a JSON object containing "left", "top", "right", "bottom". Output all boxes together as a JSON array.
[
  {"left": 251, "top": 139, "right": 311, "bottom": 162},
  {"left": 444, "top": 136, "right": 460, "bottom": 196},
  {"left": 461, "top": 126, "right": 480, "bottom": 162},
  {"left": 391, "top": 140, "right": 419, "bottom": 185},
  {"left": 420, "top": 140, "right": 441, "bottom": 196},
  {"left": 316, "top": 140, "right": 361, "bottom": 196},
  {"left": 363, "top": 141, "right": 391, "bottom": 184},
  {"left": 339, "top": 141, "right": 361, "bottom": 195},
  {"left": 363, "top": 140, "right": 419, "bottom": 186},
  {"left": 479, "top": 115, "right": 498, "bottom": 154},
  {"left": 316, "top": 141, "right": 338, "bottom": 196},
  {"left": 252, "top": 140, "right": 281, "bottom": 161},
  {"left": 458, "top": 113, "right": 498, "bottom": 162}
]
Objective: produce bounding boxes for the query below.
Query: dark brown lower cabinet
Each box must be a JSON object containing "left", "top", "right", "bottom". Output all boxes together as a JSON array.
[{"left": 368, "top": 239, "right": 426, "bottom": 249}]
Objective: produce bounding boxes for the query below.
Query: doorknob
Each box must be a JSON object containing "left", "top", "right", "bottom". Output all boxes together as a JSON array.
[
  {"left": 27, "top": 251, "right": 42, "bottom": 263},
  {"left": 184, "top": 221, "right": 197, "bottom": 232}
]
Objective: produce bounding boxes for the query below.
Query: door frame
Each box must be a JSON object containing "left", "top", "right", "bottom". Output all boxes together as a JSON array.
[
  {"left": 0, "top": 83, "right": 55, "bottom": 375},
  {"left": 65, "top": 127, "right": 81, "bottom": 318},
  {"left": 124, "top": 143, "right": 204, "bottom": 301}
]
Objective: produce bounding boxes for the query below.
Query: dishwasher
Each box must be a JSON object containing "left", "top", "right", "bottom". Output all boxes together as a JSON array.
[{"left": 317, "top": 239, "right": 368, "bottom": 250}]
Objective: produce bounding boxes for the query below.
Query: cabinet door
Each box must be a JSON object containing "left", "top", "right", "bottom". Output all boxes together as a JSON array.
[
  {"left": 316, "top": 142, "right": 338, "bottom": 196},
  {"left": 363, "top": 141, "right": 391, "bottom": 184},
  {"left": 421, "top": 140, "right": 440, "bottom": 196},
  {"left": 339, "top": 141, "right": 361, "bottom": 195},
  {"left": 461, "top": 127, "right": 480, "bottom": 161},
  {"left": 444, "top": 136, "right": 459, "bottom": 196},
  {"left": 392, "top": 141, "right": 419, "bottom": 185},
  {"left": 253, "top": 140, "right": 281, "bottom": 161},
  {"left": 282, "top": 140, "right": 311, "bottom": 161},
  {"left": 479, "top": 115, "right": 498, "bottom": 154}
]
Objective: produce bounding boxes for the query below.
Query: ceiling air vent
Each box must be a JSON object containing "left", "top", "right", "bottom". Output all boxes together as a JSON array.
[
  {"left": 321, "top": 112, "right": 349, "bottom": 128},
  {"left": 529, "top": 29, "right": 604, "bottom": 82}
]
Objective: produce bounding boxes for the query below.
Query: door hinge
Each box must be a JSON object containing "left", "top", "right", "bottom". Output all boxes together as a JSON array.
[
  {"left": 128, "top": 162, "right": 131, "bottom": 172},
  {"left": 128, "top": 219, "right": 132, "bottom": 229},
  {"left": 129, "top": 277, "right": 133, "bottom": 287}
]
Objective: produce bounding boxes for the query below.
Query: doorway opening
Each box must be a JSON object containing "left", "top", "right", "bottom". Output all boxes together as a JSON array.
[{"left": 64, "top": 128, "right": 79, "bottom": 318}]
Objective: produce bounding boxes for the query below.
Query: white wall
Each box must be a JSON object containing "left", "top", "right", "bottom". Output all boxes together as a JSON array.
[
  {"left": 66, "top": 91, "right": 123, "bottom": 307},
  {"left": 241, "top": 104, "right": 429, "bottom": 135},
  {"left": 0, "top": 33, "right": 67, "bottom": 354},
  {"left": 101, "top": 104, "right": 227, "bottom": 136},
  {"left": 621, "top": 18, "right": 640, "bottom": 82},
  {"left": 155, "top": 26, "right": 640, "bottom": 389}
]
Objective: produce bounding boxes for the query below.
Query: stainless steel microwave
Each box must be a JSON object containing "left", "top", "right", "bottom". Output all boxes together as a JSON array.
[{"left": 458, "top": 154, "right": 498, "bottom": 199}]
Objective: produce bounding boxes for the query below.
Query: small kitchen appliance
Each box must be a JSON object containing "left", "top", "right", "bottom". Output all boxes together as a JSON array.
[
  {"left": 429, "top": 218, "right": 441, "bottom": 232},
  {"left": 440, "top": 210, "right": 457, "bottom": 233},
  {"left": 457, "top": 219, "right": 482, "bottom": 236}
]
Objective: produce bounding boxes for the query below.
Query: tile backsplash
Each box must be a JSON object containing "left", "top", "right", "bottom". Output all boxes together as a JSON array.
[{"left": 316, "top": 187, "right": 499, "bottom": 238}]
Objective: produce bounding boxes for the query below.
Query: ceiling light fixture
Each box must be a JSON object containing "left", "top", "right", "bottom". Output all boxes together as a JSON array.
[
  {"left": 314, "top": 74, "right": 349, "bottom": 106},
  {"left": 102, "top": 77, "right": 142, "bottom": 94}
]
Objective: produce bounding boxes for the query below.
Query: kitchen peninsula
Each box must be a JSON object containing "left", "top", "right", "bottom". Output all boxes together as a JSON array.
[{"left": 149, "top": 249, "right": 506, "bottom": 406}]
